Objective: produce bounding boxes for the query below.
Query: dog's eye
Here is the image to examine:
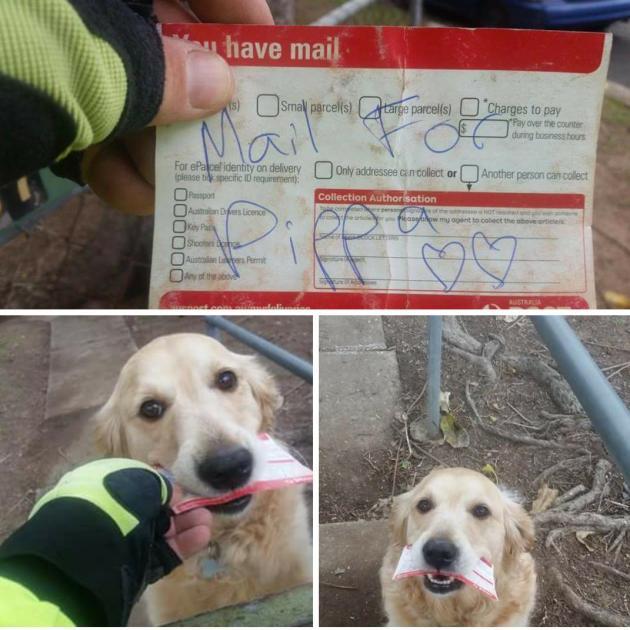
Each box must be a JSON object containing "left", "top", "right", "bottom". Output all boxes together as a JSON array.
[
  {"left": 139, "top": 400, "right": 165, "bottom": 421},
  {"left": 472, "top": 504, "right": 491, "bottom": 519},
  {"left": 417, "top": 498, "right": 433, "bottom": 513},
  {"left": 216, "top": 370, "right": 238, "bottom": 391}
]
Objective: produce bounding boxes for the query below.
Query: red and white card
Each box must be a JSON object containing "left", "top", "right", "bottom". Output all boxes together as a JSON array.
[
  {"left": 172, "top": 433, "right": 312, "bottom": 514},
  {"left": 152, "top": 25, "right": 611, "bottom": 310},
  {"left": 393, "top": 544, "right": 498, "bottom": 600}
]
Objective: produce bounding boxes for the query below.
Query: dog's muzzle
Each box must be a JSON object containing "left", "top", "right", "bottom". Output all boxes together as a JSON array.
[{"left": 421, "top": 538, "right": 464, "bottom": 595}]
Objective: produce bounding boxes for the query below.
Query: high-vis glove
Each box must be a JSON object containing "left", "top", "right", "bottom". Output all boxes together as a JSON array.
[
  {"left": 0, "top": 459, "right": 181, "bottom": 626},
  {"left": 0, "top": 0, "right": 164, "bottom": 186}
]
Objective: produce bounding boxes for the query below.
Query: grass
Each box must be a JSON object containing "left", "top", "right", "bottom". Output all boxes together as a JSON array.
[
  {"left": 602, "top": 96, "right": 630, "bottom": 127},
  {"left": 296, "top": 0, "right": 410, "bottom": 25}
]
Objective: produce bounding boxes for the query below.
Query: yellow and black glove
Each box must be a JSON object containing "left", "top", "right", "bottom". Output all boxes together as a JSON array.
[
  {"left": 0, "top": 0, "right": 164, "bottom": 186},
  {"left": 0, "top": 459, "right": 181, "bottom": 626}
]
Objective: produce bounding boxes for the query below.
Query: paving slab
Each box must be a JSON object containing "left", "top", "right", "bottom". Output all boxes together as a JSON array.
[
  {"left": 46, "top": 316, "right": 137, "bottom": 419},
  {"left": 320, "top": 350, "right": 400, "bottom": 508},
  {"left": 50, "top": 316, "right": 132, "bottom": 350},
  {"left": 320, "top": 316, "right": 386, "bottom": 351},
  {"left": 0, "top": 317, "right": 51, "bottom": 539},
  {"left": 319, "top": 520, "right": 389, "bottom": 627}
]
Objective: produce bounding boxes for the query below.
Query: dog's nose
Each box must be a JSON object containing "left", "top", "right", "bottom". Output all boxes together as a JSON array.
[
  {"left": 197, "top": 447, "right": 253, "bottom": 490},
  {"left": 423, "top": 538, "right": 459, "bottom": 570}
]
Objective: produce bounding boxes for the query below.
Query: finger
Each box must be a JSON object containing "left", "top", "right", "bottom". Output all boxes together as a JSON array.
[
  {"left": 172, "top": 508, "right": 212, "bottom": 534},
  {"left": 188, "top": 0, "right": 274, "bottom": 24},
  {"left": 83, "top": 143, "right": 154, "bottom": 215},
  {"left": 169, "top": 525, "right": 212, "bottom": 559},
  {"left": 152, "top": 36, "right": 233, "bottom": 126},
  {"left": 154, "top": 0, "right": 199, "bottom": 23},
  {"left": 122, "top": 129, "right": 156, "bottom": 187},
  {"left": 169, "top": 483, "right": 184, "bottom": 507}
]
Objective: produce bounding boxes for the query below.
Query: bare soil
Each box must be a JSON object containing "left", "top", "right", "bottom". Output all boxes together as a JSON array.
[{"left": 320, "top": 316, "right": 630, "bottom": 626}]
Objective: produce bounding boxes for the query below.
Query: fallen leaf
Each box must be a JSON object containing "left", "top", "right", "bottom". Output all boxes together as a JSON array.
[
  {"left": 440, "top": 412, "right": 470, "bottom": 448},
  {"left": 439, "top": 391, "right": 451, "bottom": 414},
  {"left": 576, "top": 530, "right": 597, "bottom": 552},
  {"left": 531, "top": 484, "right": 559, "bottom": 513},
  {"left": 481, "top": 463, "right": 498, "bottom": 483},
  {"left": 603, "top": 291, "right": 630, "bottom": 309}
]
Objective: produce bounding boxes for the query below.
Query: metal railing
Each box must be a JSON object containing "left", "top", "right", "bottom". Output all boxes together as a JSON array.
[
  {"left": 532, "top": 317, "right": 630, "bottom": 487},
  {"left": 423, "top": 316, "right": 630, "bottom": 487},
  {"left": 205, "top": 316, "right": 313, "bottom": 384},
  {"left": 312, "top": 0, "right": 423, "bottom": 26}
]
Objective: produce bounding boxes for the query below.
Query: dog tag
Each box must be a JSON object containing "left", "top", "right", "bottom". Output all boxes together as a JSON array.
[
  {"left": 171, "top": 434, "right": 313, "bottom": 514},
  {"left": 393, "top": 544, "right": 498, "bottom": 601}
]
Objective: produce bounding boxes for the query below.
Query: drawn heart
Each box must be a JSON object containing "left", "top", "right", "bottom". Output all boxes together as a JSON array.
[
  {"left": 472, "top": 232, "right": 518, "bottom": 290},
  {"left": 422, "top": 241, "right": 466, "bottom": 293}
]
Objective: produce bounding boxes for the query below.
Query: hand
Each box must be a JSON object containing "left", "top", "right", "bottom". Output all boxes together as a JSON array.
[
  {"left": 84, "top": 0, "right": 274, "bottom": 215},
  {"left": 0, "top": 459, "right": 211, "bottom": 625},
  {"left": 166, "top": 484, "right": 212, "bottom": 559}
]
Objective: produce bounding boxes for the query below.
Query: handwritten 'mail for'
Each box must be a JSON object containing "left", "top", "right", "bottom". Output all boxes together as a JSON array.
[{"left": 151, "top": 24, "right": 610, "bottom": 310}]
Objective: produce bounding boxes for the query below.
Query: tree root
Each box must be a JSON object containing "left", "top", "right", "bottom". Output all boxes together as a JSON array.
[
  {"left": 534, "top": 510, "right": 630, "bottom": 529},
  {"left": 610, "top": 530, "right": 626, "bottom": 561},
  {"left": 588, "top": 560, "right": 630, "bottom": 581},
  {"left": 442, "top": 317, "right": 483, "bottom": 354},
  {"left": 443, "top": 318, "right": 498, "bottom": 382},
  {"left": 540, "top": 411, "right": 586, "bottom": 421},
  {"left": 502, "top": 354, "right": 582, "bottom": 415},
  {"left": 550, "top": 567, "right": 630, "bottom": 626},
  {"left": 465, "top": 382, "right": 584, "bottom": 451},
  {"left": 543, "top": 417, "right": 594, "bottom": 438},
  {"left": 533, "top": 455, "right": 592, "bottom": 488},
  {"left": 545, "top": 527, "right": 597, "bottom": 550},
  {"left": 555, "top": 484, "right": 587, "bottom": 506},
  {"left": 545, "top": 460, "right": 612, "bottom": 514}
]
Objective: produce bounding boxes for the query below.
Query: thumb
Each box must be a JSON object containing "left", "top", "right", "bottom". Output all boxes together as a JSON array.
[{"left": 152, "top": 36, "right": 234, "bottom": 126}]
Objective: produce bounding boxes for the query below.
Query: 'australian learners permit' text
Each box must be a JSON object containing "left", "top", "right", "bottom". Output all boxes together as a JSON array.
[{"left": 151, "top": 25, "right": 611, "bottom": 309}]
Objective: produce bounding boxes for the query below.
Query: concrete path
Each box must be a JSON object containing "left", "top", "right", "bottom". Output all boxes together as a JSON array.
[
  {"left": 319, "top": 316, "right": 404, "bottom": 626},
  {"left": 47, "top": 316, "right": 137, "bottom": 419},
  {"left": 320, "top": 316, "right": 401, "bottom": 508},
  {"left": 319, "top": 520, "right": 389, "bottom": 627}
]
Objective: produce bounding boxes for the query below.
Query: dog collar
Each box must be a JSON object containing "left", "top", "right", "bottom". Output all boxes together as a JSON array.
[{"left": 199, "top": 541, "right": 229, "bottom": 580}]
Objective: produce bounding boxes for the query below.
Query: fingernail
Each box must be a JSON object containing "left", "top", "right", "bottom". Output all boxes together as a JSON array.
[{"left": 187, "top": 50, "right": 233, "bottom": 111}]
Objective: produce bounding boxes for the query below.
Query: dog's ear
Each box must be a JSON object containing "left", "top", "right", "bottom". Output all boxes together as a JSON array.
[
  {"left": 503, "top": 491, "right": 535, "bottom": 556},
  {"left": 247, "top": 359, "right": 283, "bottom": 432},
  {"left": 91, "top": 396, "right": 129, "bottom": 457},
  {"left": 389, "top": 492, "right": 411, "bottom": 546}
]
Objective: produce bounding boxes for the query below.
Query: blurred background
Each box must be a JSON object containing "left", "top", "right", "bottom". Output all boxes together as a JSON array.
[{"left": 1, "top": 0, "right": 628, "bottom": 308}]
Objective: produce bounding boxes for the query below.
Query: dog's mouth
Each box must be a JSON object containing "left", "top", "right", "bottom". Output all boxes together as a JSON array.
[
  {"left": 205, "top": 494, "right": 253, "bottom": 515},
  {"left": 423, "top": 573, "right": 464, "bottom": 595}
]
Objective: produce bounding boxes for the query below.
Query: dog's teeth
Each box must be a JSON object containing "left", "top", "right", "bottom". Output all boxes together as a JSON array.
[{"left": 427, "top": 574, "right": 455, "bottom": 585}]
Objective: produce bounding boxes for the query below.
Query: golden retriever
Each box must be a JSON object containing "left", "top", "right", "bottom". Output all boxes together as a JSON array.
[
  {"left": 92, "top": 333, "right": 312, "bottom": 625},
  {"left": 380, "top": 468, "right": 536, "bottom": 626}
]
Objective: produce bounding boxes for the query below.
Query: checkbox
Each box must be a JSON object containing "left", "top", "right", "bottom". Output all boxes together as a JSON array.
[
  {"left": 172, "top": 236, "right": 185, "bottom": 250},
  {"left": 315, "top": 161, "right": 333, "bottom": 180},
  {"left": 174, "top": 204, "right": 187, "bottom": 218},
  {"left": 460, "top": 98, "right": 479, "bottom": 117},
  {"left": 359, "top": 96, "right": 382, "bottom": 120},
  {"left": 257, "top": 94, "right": 280, "bottom": 117},
  {"left": 174, "top": 188, "right": 188, "bottom": 202},
  {"left": 171, "top": 252, "right": 185, "bottom": 266},
  {"left": 170, "top": 269, "right": 184, "bottom": 283},
  {"left": 173, "top": 220, "right": 187, "bottom": 234},
  {"left": 460, "top": 164, "right": 479, "bottom": 184}
]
